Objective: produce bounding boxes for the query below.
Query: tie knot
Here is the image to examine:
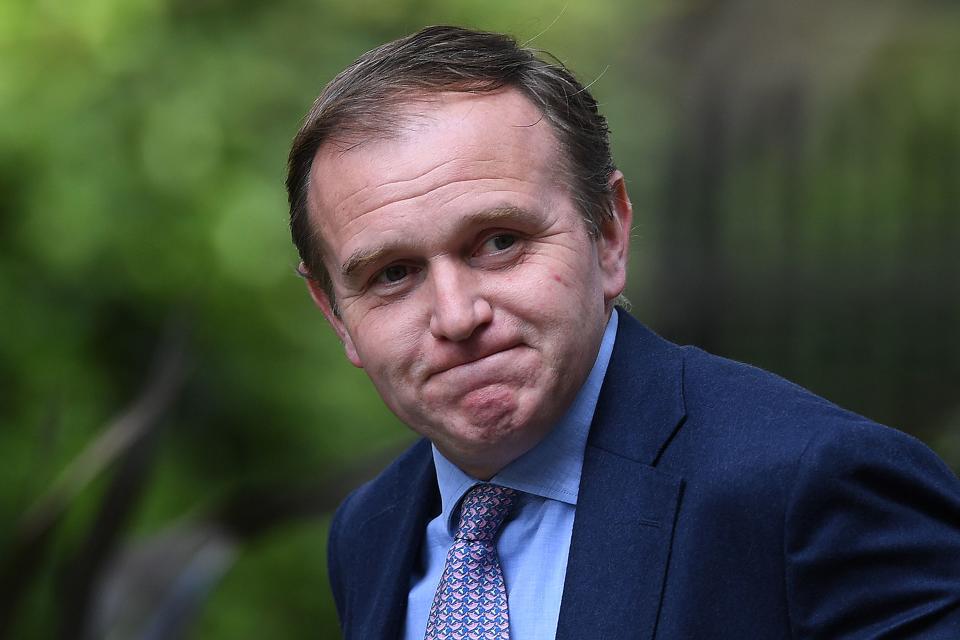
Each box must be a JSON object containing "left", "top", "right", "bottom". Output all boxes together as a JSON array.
[{"left": 454, "top": 484, "right": 517, "bottom": 542}]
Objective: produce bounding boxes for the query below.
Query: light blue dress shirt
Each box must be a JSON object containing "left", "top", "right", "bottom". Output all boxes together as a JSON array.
[{"left": 403, "top": 312, "right": 618, "bottom": 640}]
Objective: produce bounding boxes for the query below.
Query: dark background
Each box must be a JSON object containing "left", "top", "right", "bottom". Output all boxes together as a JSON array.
[{"left": 1, "top": 0, "right": 958, "bottom": 637}]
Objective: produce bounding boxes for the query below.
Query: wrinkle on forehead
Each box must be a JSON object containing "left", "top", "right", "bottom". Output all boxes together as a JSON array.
[
  {"left": 346, "top": 176, "right": 544, "bottom": 237},
  {"left": 335, "top": 156, "right": 501, "bottom": 217},
  {"left": 319, "top": 151, "right": 558, "bottom": 224}
]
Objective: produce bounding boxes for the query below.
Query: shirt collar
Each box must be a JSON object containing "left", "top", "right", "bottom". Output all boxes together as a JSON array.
[{"left": 432, "top": 311, "right": 618, "bottom": 533}]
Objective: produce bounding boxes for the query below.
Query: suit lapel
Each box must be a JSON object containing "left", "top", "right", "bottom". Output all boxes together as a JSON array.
[
  {"left": 557, "top": 310, "right": 687, "bottom": 640},
  {"left": 351, "top": 441, "right": 439, "bottom": 640},
  {"left": 557, "top": 452, "right": 683, "bottom": 640}
]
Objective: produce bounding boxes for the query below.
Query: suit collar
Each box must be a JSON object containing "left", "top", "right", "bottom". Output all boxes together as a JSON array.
[
  {"left": 588, "top": 307, "right": 687, "bottom": 465},
  {"left": 557, "top": 309, "right": 687, "bottom": 639}
]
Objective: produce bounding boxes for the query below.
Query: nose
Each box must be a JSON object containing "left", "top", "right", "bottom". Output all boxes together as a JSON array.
[{"left": 428, "top": 261, "right": 493, "bottom": 341}]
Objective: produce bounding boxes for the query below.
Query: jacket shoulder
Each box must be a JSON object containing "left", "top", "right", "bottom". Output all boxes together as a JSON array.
[
  {"left": 330, "top": 438, "right": 433, "bottom": 537},
  {"left": 679, "top": 345, "right": 894, "bottom": 449},
  {"left": 679, "top": 346, "right": 960, "bottom": 634}
]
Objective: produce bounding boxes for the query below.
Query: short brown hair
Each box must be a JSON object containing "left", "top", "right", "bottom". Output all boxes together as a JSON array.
[{"left": 286, "top": 25, "right": 616, "bottom": 301}]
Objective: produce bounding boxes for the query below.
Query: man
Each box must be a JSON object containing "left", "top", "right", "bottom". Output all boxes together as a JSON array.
[{"left": 286, "top": 26, "right": 960, "bottom": 639}]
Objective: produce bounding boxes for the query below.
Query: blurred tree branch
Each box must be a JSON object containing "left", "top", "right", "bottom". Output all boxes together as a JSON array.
[{"left": 0, "top": 318, "right": 190, "bottom": 638}]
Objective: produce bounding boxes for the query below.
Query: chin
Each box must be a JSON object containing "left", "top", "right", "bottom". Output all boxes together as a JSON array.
[{"left": 458, "top": 387, "right": 521, "bottom": 431}]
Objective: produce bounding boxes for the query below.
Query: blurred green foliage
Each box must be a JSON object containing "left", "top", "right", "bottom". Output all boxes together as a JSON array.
[{"left": 1, "top": 0, "right": 958, "bottom": 637}]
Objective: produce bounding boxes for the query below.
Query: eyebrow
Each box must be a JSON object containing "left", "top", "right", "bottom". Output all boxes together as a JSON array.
[
  {"left": 341, "top": 245, "right": 393, "bottom": 279},
  {"left": 339, "top": 206, "right": 534, "bottom": 278}
]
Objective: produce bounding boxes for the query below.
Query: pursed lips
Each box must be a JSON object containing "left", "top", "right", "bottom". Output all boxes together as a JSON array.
[{"left": 427, "top": 342, "right": 524, "bottom": 380}]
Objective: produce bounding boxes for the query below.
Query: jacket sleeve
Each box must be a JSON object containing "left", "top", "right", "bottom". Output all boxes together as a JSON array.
[{"left": 784, "top": 420, "right": 960, "bottom": 638}]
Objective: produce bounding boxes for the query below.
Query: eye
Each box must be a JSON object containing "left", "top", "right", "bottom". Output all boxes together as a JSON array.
[
  {"left": 479, "top": 233, "right": 517, "bottom": 255},
  {"left": 381, "top": 265, "right": 409, "bottom": 282}
]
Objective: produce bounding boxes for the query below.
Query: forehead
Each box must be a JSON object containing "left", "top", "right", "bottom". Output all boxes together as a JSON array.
[{"left": 306, "top": 89, "right": 566, "bottom": 253}]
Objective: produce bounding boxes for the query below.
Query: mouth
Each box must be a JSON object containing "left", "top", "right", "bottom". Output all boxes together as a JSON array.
[{"left": 429, "top": 343, "right": 524, "bottom": 379}]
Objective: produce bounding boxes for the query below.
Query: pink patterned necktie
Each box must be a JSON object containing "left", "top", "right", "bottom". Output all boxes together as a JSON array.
[{"left": 424, "top": 483, "right": 518, "bottom": 640}]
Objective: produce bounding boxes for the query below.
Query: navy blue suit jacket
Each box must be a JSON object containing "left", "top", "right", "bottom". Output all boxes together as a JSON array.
[{"left": 327, "top": 309, "right": 960, "bottom": 638}]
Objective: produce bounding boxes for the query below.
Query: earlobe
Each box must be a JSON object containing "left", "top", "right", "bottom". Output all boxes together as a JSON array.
[
  {"left": 598, "top": 170, "right": 633, "bottom": 302},
  {"left": 302, "top": 263, "right": 364, "bottom": 368}
]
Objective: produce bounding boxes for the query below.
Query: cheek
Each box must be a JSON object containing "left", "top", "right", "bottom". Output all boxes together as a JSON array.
[
  {"left": 527, "top": 244, "right": 600, "bottom": 297},
  {"left": 354, "top": 311, "right": 422, "bottom": 373},
  {"left": 539, "top": 264, "right": 597, "bottom": 307},
  {"left": 495, "top": 269, "right": 580, "bottom": 327}
]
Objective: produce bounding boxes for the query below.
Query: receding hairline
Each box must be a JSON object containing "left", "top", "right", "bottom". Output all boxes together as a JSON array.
[{"left": 309, "top": 86, "right": 553, "bottom": 157}]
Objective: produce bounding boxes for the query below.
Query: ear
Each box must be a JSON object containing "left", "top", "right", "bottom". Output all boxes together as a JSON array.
[
  {"left": 597, "top": 170, "right": 633, "bottom": 304},
  {"left": 302, "top": 263, "right": 363, "bottom": 368}
]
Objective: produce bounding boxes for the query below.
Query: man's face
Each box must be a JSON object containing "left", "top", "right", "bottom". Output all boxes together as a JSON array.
[{"left": 306, "top": 88, "right": 631, "bottom": 479}]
